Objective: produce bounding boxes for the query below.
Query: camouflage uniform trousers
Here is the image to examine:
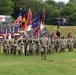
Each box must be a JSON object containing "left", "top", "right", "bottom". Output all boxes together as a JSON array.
[
  {"left": 0, "top": 45, "right": 3, "bottom": 53},
  {"left": 39, "top": 45, "right": 43, "bottom": 58},
  {"left": 3, "top": 45, "right": 7, "bottom": 54},
  {"left": 13, "top": 45, "right": 17, "bottom": 55},
  {"left": 6, "top": 46, "right": 9, "bottom": 54},
  {"left": 32, "top": 43, "right": 36, "bottom": 55},
  {"left": 47, "top": 45, "right": 51, "bottom": 54},
  {"left": 54, "top": 45, "right": 59, "bottom": 53},
  {"left": 19, "top": 45, "right": 25, "bottom": 55},
  {"left": 26, "top": 44, "right": 30, "bottom": 56},
  {"left": 74, "top": 42, "right": 76, "bottom": 48},
  {"left": 51, "top": 44, "right": 54, "bottom": 54},
  {"left": 43, "top": 46, "right": 47, "bottom": 60},
  {"left": 68, "top": 43, "right": 73, "bottom": 52},
  {"left": 59, "top": 44, "right": 65, "bottom": 52},
  {"left": 36, "top": 44, "right": 39, "bottom": 55},
  {"left": 29, "top": 43, "right": 33, "bottom": 55}
]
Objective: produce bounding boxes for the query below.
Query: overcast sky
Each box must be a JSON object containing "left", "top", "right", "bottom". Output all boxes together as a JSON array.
[{"left": 54, "top": 0, "right": 69, "bottom": 3}]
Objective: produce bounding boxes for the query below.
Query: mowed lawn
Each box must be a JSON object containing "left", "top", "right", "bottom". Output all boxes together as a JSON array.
[{"left": 0, "top": 49, "right": 76, "bottom": 75}]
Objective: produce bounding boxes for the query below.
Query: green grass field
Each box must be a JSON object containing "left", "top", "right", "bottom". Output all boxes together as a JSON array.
[
  {"left": 0, "top": 49, "right": 76, "bottom": 75},
  {"left": 45, "top": 25, "right": 76, "bottom": 37}
]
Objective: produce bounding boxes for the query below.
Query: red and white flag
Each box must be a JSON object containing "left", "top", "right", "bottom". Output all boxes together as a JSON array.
[
  {"left": 14, "top": 11, "right": 22, "bottom": 26},
  {"left": 42, "top": 9, "right": 46, "bottom": 24},
  {"left": 27, "top": 9, "right": 32, "bottom": 25}
]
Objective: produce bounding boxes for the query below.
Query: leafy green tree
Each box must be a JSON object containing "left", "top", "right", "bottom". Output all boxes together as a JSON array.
[
  {"left": 69, "top": 12, "right": 76, "bottom": 25},
  {"left": 61, "top": 2, "right": 76, "bottom": 25},
  {"left": 69, "top": 0, "right": 76, "bottom": 2},
  {"left": 69, "top": 0, "right": 76, "bottom": 6},
  {"left": 57, "top": 1, "right": 65, "bottom": 9},
  {"left": 46, "top": 0, "right": 58, "bottom": 8},
  {"left": 0, "top": 0, "right": 13, "bottom": 15}
]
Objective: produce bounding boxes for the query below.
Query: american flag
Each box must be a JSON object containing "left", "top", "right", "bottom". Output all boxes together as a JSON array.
[{"left": 14, "top": 11, "right": 22, "bottom": 26}]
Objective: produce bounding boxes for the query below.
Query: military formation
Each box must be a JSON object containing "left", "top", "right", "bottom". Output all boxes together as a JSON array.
[{"left": 0, "top": 33, "right": 76, "bottom": 60}]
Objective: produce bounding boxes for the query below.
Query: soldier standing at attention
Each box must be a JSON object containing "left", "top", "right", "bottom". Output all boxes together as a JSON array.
[
  {"left": 51, "top": 37, "right": 55, "bottom": 54},
  {"left": 54, "top": 37, "right": 59, "bottom": 53},
  {"left": 73, "top": 37, "right": 76, "bottom": 48},
  {"left": 47, "top": 36, "right": 51, "bottom": 54},
  {"left": 40, "top": 33, "right": 48, "bottom": 60},
  {"left": 6, "top": 37, "right": 10, "bottom": 54},
  {"left": 32, "top": 38, "right": 36, "bottom": 55},
  {"left": 29, "top": 37, "right": 33, "bottom": 55},
  {"left": 67, "top": 37, "right": 74, "bottom": 52}
]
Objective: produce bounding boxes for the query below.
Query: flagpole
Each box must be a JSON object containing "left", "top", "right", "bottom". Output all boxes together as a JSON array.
[
  {"left": 8, "top": 24, "right": 11, "bottom": 33},
  {"left": 20, "top": 7, "right": 22, "bottom": 30},
  {"left": 27, "top": 8, "right": 32, "bottom": 37}
]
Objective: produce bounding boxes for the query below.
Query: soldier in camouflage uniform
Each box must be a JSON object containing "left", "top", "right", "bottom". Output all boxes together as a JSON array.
[
  {"left": 35, "top": 38, "right": 40, "bottom": 55},
  {"left": 26, "top": 37, "right": 30, "bottom": 56},
  {"left": 54, "top": 37, "right": 59, "bottom": 53},
  {"left": 32, "top": 38, "right": 36, "bottom": 55},
  {"left": 39, "top": 37, "right": 44, "bottom": 58},
  {"left": 29, "top": 37, "right": 33, "bottom": 55},
  {"left": 13, "top": 43, "right": 17, "bottom": 55},
  {"left": 40, "top": 33, "right": 48, "bottom": 60},
  {"left": 47, "top": 36, "right": 51, "bottom": 54},
  {"left": 59, "top": 37, "right": 66, "bottom": 52},
  {"left": 3, "top": 39, "right": 8, "bottom": 54},
  {"left": 16, "top": 37, "right": 24, "bottom": 55},
  {"left": 9, "top": 38, "right": 14, "bottom": 54},
  {"left": 73, "top": 37, "right": 76, "bottom": 48},
  {"left": 67, "top": 37, "right": 74, "bottom": 52},
  {"left": 51, "top": 37, "right": 55, "bottom": 54},
  {"left": 23, "top": 38, "right": 27, "bottom": 55},
  {"left": 18, "top": 44, "right": 22, "bottom": 55},
  {"left": 9, "top": 39, "right": 12, "bottom": 54},
  {"left": 6, "top": 38, "right": 10, "bottom": 54},
  {"left": 14, "top": 37, "right": 18, "bottom": 55},
  {"left": 0, "top": 39, "right": 4, "bottom": 53},
  {"left": 21, "top": 41, "right": 25, "bottom": 55}
]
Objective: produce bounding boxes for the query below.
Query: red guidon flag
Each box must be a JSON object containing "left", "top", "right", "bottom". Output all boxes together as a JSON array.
[
  {"left": 27, "top": 9, "right": 32, "bottom": 25},
  {"left": 42, "top": 9, "right": 46, "bottom": 24}
]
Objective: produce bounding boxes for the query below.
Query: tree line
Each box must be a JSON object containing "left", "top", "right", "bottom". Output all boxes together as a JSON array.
[{"left": 0, "top": 0, "right": 76, "bottom": 25}]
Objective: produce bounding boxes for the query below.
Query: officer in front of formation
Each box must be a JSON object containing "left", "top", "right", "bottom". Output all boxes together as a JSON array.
[{"left": 40, "top": 33, "right": 48, "bottom": 60}]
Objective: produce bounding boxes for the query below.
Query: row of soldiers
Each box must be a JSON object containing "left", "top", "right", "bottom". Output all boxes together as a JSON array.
[{"left": 0, "top": 33, "right": 76, "bottom": 59}]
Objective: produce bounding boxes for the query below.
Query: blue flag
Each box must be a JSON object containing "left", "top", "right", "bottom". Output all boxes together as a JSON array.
[{"left": 32, "top": 12, "right": 40, "bottom": 29}]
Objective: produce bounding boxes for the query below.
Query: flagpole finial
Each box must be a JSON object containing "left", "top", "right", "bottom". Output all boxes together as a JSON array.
[
  {"left": 20, "top": 8, "right": 22, "bottom": 11},
  {"left": 29, "top": 8, "right": 30, "bottom": 9},
  {"left": 43, "top": 9, "right": 45, "bottom": 11}
]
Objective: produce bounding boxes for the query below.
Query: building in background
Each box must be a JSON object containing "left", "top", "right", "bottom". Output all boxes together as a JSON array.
[{"left": 0, "top": 15, "right": 12, "bottom": 33}]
